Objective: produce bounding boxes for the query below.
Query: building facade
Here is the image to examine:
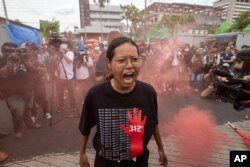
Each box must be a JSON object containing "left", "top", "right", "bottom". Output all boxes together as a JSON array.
[
  {"left": 143, "top": 2, "right": 222, "bottom": 35},
  {"left": 214, "top": 0, "right": 250, "bottom": 21},
  {"left": 79, "top": 0, "right": 91, "bottom": 28},
  {"left": 76, "top": 1, "right": 125, "bottom": 41}
]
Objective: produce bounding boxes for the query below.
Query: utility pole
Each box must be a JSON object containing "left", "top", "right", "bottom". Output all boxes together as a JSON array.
[
  {"left": 144, "top": 0, "right": 148, "bottom": 41},
  {"left": 2, "top": 0, "right": 9, "bottom": 24},
  {"left": 100, "top": 7, "right": 103, "bottom": 42}
]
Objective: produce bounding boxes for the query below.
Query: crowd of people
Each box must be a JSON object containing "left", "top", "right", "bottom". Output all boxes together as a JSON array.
[{"left": 1, "top": 31, "right": 250, "bottom": 166}]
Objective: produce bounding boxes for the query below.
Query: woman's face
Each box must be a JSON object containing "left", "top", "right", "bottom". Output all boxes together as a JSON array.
[{"left": 107, "top": 42, "right": 141, "bottom": 92}]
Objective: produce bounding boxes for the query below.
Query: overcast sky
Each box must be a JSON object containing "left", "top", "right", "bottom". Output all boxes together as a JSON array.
[{"left": 0, "top": 0, "right": 215, "bottom": 32}]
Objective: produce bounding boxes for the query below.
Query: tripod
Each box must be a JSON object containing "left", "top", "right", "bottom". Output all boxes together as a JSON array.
[{"left": 48, "top": 48, "right": 80, "bottom": 126}]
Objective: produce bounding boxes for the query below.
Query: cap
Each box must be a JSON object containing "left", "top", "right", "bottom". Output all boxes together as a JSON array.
[{"left": 20, "top": 42, "right": 37, "bottom": 50}]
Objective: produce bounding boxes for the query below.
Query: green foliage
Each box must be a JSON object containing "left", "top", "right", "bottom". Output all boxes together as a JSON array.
[
  {"left": 40, "top": 18, "right": 60, "bottom": 40},
  {"left": 233, "top": 11, "right": 250, "bottom": 31},
  {"left": 120, "top": 4, "right": 143, "bottom": 26},
  {"left": 93, "top": 0, "right": 110, "bottom": 8},
  {"left": 211, "top": 11, "right": 250, "bottom": 34},
  {"left": 63, "top": 31, "right": 74, "bottom": 41},
  {"left": 120, "top": 3, "right": 143, "bottom": 37},
  {"left": 14, "top": 19, "right": 22, "bottom": 24},
  {"left": 243, "top": 24, "right": 250, "bottom": 32},
  {"left": 159, "top": 14, "right": 195, "bottom": 38},
  {"left": 214, "top": 21, "right": 233, "bottom": 34},
  {"left": 146, "top": 25, "right": 169, "bottom": 39}
]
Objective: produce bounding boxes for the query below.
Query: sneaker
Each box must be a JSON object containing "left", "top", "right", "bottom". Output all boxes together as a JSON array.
[
  {"left": 26, "top": 123, "right": 42, "bottom": 129},
  {"left": 15, "top": 132, "right": 23, "bottom": 139},
  {"left": 45, "top": 112, "right": 52, "bottom": 119},
  {"left": 245, "top": 114, "right": 249, "bottom": 119},
  {"left": 31, "top": 116, "right": 37, "bottom": 123},
  {"left": 216, "top": 99, "right": 222, "bottom": 102}
]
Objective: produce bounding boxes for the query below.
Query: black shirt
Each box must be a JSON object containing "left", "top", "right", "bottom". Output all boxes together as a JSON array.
[
  {"left": 0, "top": 57, "right": 33, "bottom": 97},
  {"left": 79, "top": 80, "right": 158, "bottom": 162}
]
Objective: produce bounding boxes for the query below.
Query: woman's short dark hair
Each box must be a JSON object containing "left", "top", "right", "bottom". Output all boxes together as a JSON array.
[
  {"left": 106, "top": 37, "right": 139, "bottom": 61},
  {"left": 236, "top": 49, "right": 250, "bottom": 74}
]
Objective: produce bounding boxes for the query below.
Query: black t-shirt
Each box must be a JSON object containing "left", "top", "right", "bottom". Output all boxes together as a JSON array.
[
  {"left": 0, "top": 57, "right": 33, "bottom": 97},
  {"left": 79, "top": 80, "right": 158, "bottom": 162}
]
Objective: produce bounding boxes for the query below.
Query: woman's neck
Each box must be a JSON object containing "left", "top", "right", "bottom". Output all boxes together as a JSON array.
[{"left": 111, "top": 79, "right": 135, "bottom": 94}]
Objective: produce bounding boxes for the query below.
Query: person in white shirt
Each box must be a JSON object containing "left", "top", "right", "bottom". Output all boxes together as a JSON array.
[
  {"left": 55, "top": 43, "right": 76, "bottom": 112},
  {"left": 75, "top": 50, "right": 94, "bottom": 97}
]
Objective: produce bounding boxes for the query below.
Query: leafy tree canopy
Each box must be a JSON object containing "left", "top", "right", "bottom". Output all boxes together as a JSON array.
[
  {"left": 120, "top": 3, "right": 143, "bottom": 37},
  {"left": 159, "top": 14, "right": 195, "bottom": 38},
  {"left": 243, "top": 24, "right": 250, "bottom": 32},
  {"left": 146, "top": 25, "right": 169, "bottom": 39},
  {"left": 214, "top": 21, "right": 233, "bottom": 34},
  {"left": 40, "top": 18, "right": 60, "bottom": 40},
  {"left": 120, "top": 3, "right": 143, "bottom": 26},
  {"left": 233, "top": 11, "right": 250, "bottom": 31},
  {"left": 93, "top": 0, "right": 110, "bottom": 8}
]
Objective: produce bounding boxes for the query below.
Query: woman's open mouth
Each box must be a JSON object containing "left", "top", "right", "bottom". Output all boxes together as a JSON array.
[{"left": 123, "top": 72, "right": 135, "bottom": 84}]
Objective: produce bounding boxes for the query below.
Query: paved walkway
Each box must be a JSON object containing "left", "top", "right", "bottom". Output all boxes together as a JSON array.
[{"left": 2, "top": 120, "right": 250, "bottom": 167}]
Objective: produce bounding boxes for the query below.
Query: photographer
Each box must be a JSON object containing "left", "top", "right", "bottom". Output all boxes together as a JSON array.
[
  {"left": 22, "top": 43, "right": 51, "bottom": 121},
  {"left": 190, "top": 48, "right": 206, "bottom": 92},
  {"left": 55, "top": 43, "right": 76, "bottom": 113},
  {"left": 232, "top": 49, "right": 250, "bottom": 118},
  {"left": 0, "top": 42, "right": 41, "bottom": 139},
  {"left": 75, "top": 48, "right": 93, "bottom": 98},
  {"left": 0, "top": 42, "right": 18, "bottom": 162},
  {"left": 200, "top": 48, "right": 221, "bottom": 98}
]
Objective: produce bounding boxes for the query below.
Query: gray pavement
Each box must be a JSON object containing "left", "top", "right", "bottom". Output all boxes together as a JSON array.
[{"left": 2, "top": 120, "right": 250, "bottom": 167}]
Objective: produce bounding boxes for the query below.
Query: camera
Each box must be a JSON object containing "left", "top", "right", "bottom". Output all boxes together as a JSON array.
[
  {"left": 5, "top": 47, "right": 27, "bottom": 59},
  {"left": 48, "top": 34, "right": 62, "bottom": 51},
  {"left": 212, "top": 66, "right": 250, "bottom": 104}
]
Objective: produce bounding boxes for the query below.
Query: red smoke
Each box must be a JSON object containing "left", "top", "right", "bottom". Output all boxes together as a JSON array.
[
  {"left": 165, "top": 106, "right": 228, "bottom": 165},
  {"left": 138, "top": 48, "right": 193, "bottom": 96}
]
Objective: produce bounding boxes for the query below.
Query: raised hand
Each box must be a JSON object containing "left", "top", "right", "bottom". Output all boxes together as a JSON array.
[{"left": 120, "top": 108, "right": 147, "bottom": 158}]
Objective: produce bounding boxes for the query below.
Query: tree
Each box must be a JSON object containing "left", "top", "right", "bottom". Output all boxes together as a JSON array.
[
  {"left": 159, "top": 14, "right": 195, "bottom": 40},
  {"left": 94, "top": 0, "right": 109, "bottom": 8},
  {"left": 63, "top": 31, "right": 74, "bottom": 41},
  {"left": 233, "top": 11, "right": 250, "bottom": 31},
  {"left": 214, "top": 21, "right": 233, "bottom": 34},
  {"left": 40, "top": 18, "right": 60, "bottom": 40},
  {"left": 146, "top": 25, "right": 169, "bottom": 39},
  {"left": 120, "top": 3, "right": 143, "bottom": 38},
  {"left": 93, "top": 0, "right": 110, "bottom": 41},
  {"left": 243, "top": 24, "right": 250, "bottom": 32},
  {"left": 14, "top": 19, "right": 22, "bottom": 24}
]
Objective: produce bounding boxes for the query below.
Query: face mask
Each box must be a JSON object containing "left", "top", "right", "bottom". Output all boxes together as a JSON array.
[{"left": 94, "top": 47, "right": 100, "bottom": 51}]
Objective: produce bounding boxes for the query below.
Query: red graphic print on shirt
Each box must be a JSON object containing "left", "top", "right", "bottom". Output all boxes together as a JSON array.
[{"left": 120, "top": 108, "right": 147, "bottom": 158}]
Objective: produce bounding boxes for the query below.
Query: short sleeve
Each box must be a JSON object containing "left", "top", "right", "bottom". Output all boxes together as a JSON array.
[
  {"left": 79, "top": 91, "right": 96, "bottom": 136},
  {"left": 66, "top": 51, "right": 74, "bottom": 61}
]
